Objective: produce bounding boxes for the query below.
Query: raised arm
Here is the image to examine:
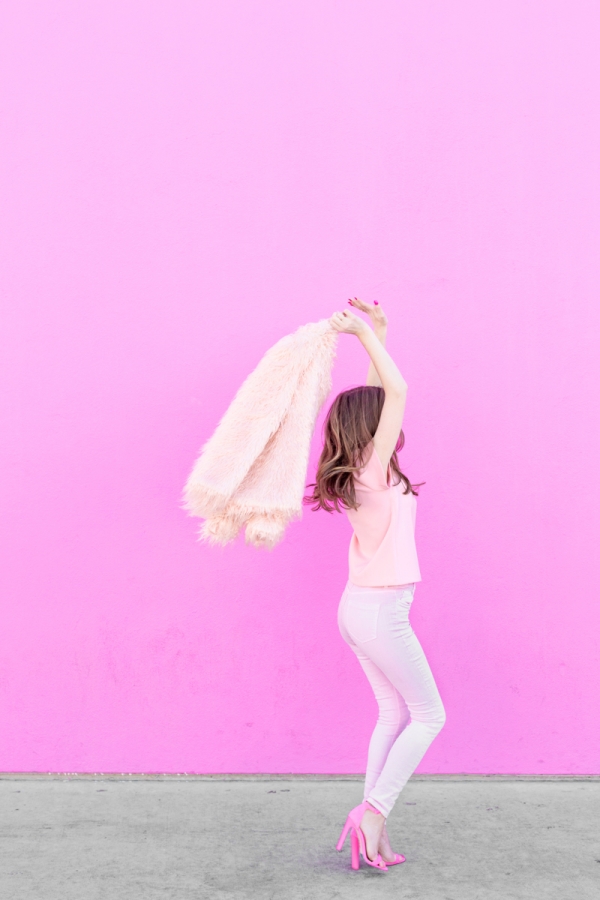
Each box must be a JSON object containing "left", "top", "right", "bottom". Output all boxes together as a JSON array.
[
  {"left": 348, "top": 296, "right": 388, "bottom": 386},
  {"left": 330, "top": 308, "right": 408, "bottom": 470}
]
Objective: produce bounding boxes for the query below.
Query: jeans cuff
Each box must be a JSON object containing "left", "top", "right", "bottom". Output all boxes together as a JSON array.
[{"left": 365, "top": 796, "right": 388, "bottom": 817}]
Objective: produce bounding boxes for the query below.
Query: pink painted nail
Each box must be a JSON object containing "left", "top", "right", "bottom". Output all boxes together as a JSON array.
[{"left": 374, "top": 301, "right": 379, "bottom": 305}]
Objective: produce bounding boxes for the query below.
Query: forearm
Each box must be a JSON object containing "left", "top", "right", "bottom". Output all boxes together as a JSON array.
[
  {"left": 366, "top": 324, "right": 387, "bottom": 386},
  {"left": 359, "top": 327, "right": 407, "bottom": 396}
]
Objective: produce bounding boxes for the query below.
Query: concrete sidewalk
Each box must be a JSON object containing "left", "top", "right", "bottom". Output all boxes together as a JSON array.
[{"left": 1, "top": 777, "right": 598, "bottom": 900}]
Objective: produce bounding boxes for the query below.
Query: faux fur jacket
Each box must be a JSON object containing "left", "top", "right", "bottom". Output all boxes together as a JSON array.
[{"left": 183, "top": 319, "right": 338, "bottom": 549}]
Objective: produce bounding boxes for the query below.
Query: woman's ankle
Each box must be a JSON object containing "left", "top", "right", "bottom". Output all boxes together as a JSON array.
[{"left": 366, "top": 800, "right": 384, "bottom": 817}]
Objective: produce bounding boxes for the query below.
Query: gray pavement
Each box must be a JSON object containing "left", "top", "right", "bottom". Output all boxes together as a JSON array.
[{"left": 1, "top": 776, "right": 599, "bottom": 900}]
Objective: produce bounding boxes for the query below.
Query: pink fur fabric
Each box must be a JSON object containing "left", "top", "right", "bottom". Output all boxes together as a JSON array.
[{"left": 183, "top": 319, "right": 338, "bottom": 548}]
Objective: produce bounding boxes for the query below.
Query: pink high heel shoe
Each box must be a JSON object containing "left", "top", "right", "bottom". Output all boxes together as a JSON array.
[
  {"left": 384, "top": 851, "right": 406, "bottom": 866},
  {"left": 379, "top": 822, "right": 406, "bottom": 865},
  {"left": 336, "top": 801, "right": 388, "bottom": 871}
]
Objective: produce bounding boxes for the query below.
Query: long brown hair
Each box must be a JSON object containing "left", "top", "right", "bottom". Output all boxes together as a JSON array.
[{"left": 305, "top": 385, "right": 420, "bottom": 513}]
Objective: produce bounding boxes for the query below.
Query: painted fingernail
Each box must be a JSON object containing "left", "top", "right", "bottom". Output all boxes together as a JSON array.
[{"left": 374, "top": 301, "right": 379, "bottom": 305}]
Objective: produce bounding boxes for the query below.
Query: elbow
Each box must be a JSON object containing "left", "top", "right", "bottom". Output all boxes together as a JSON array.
[{"left": 388, "top": 381, "right": 407, "bottom": 399}]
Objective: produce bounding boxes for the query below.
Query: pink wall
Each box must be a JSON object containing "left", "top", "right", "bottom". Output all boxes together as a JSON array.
[{"left": 1, "top": 1, "right": 599, "bottom": 774}]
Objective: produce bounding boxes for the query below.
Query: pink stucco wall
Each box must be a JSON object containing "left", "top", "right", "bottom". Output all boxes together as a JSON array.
[{"left": 1, "top": 1, "right": 599, "bottom": 774}]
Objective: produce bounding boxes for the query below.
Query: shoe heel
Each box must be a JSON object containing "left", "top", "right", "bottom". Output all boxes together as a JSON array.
[
  {"left": 350, "top": 829, "right": 360, "bottom": 869},
  {"left": 336, "top": 817, "right": 351, "bottom": 852},
  {"left": 336, "top": 801, "right": 388, "bottom": 872}
]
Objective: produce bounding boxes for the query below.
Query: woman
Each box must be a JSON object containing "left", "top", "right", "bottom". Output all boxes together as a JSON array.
[{"left": 306, "top": 298, "right": 446, "bottom": 872}]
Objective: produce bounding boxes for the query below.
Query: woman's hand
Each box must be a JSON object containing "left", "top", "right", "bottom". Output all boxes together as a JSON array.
[
  {"left": 330, "top": 310, "right": 369, "bottom": 336},
  {"left": 348, "top": 297, "right": 388, "bottom": 333}
]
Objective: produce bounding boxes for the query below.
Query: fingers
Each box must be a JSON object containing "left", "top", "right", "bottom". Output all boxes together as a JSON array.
[
  {"left": 330, "top": 309, "right": 358, "bottom": 332},
  {"left": 348, "top": 296, "right": 373, "bottom": 313},
  {"left": 349, "top": 296, "right": 365, "bottom": 310},
  {"left": 330, "top": 311, "right": 346, "bottom": 331}
]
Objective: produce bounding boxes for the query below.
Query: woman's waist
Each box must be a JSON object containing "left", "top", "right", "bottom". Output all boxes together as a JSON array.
[{"left": 345, "top": 579, "right": 415, "bottom": 594}]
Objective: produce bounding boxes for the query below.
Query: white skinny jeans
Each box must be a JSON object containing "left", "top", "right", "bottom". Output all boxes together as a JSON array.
[{"left": 338, "top": 581, "right": 446, "bottom": 817}]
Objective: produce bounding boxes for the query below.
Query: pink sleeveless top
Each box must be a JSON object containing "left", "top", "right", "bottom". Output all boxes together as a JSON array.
[{"left": 347, "top": 443, "right": 421, "bottom": 587}]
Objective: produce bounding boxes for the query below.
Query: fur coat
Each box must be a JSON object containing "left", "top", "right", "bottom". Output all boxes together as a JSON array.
[{"left": 183, "top": 319, "right": 337, "bottom": 549}]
